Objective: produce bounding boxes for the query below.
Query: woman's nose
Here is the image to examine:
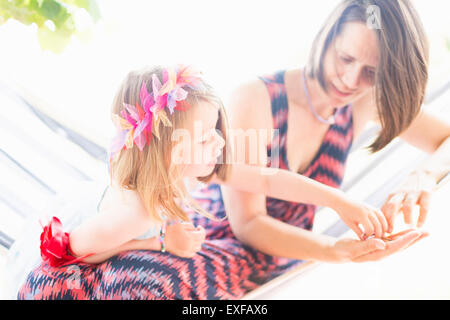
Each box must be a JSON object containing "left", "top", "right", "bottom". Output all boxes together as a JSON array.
[{"left": 341, "top": 66, "right": 360, "bottom": 91}]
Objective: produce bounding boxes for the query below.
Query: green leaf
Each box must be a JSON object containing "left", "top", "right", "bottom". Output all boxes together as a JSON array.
[
  {"left": 39, "top": 0, "right": 67, "bottom": 25},
  {"left": 37, "top": 23, "right": 71, "bottom": 53},
  {"left": 23, "top": 11, "right": 46, "bottom": 26},
  {"left": 28, "top": 0, "right": 43, "bottom": 10},
  {"left": 75, "top": 0, "right": 99, "bottom": 20}
]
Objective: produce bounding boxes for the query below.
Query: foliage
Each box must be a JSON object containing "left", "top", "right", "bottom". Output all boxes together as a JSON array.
[{"left": 0, "top": 0, "right": 101, "bottom": 53}]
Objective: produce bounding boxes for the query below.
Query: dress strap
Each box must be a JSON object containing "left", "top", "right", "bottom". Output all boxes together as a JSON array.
[
  {"left": 258, "top": 70, "right": 289, "bottom": 170},
  {"left": 96, "top": 185, "right": 109, "bottom": 213}
]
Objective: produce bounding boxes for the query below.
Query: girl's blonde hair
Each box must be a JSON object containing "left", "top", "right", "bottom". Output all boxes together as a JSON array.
[{"left": 110, "top": 66, "right": 230, "bottom": 223}]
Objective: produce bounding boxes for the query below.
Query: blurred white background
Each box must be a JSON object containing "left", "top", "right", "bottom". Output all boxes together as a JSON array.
[
  {"left": 1, "top": 0, "right": 450, "bottom": 299},
  {"left": 0, "top": 0, "right": 449, "bottom": 147}
]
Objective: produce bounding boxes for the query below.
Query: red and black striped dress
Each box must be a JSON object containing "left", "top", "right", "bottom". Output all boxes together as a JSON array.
[{"left": 17, "top": 70, "right": 354, "bottom": 299}]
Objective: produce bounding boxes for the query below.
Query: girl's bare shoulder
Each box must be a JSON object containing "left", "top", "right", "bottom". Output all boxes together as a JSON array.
[{"left": 98, "top": 184, "right": 150, "bottom": 222}]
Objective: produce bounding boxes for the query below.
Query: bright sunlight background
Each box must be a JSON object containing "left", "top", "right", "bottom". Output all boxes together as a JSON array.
[
  {"left": 1, "top": 0, "right": 450, "bottom": 299},
  {"left": 1, "top": 0, "right": 449, "bottom": 149}
]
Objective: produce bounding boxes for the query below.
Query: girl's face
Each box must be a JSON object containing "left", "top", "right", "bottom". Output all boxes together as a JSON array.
[
  {"left": 322, "top": 22, "right": 379, "bottom": 107},
  {"left": 171, "top": 100, "right": 225, "bottom": 178}
]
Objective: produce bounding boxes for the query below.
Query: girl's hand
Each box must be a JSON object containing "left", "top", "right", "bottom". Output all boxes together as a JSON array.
[
  {"left": 327, "top": 229, "right": 428, "bottom": 263},
  {"left": 381, "top": 170, "right": 436, "bottom": 232},
  {"left": 165, "top": 222, "right": 206, "bottom": 258},
  {"left": 334, "top": 197, "right": 389, "bottom": 240}
]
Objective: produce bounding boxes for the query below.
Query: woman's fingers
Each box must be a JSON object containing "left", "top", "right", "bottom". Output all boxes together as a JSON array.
[
  {"left": 385, "top": 228, "right": 417, "bottom": 240},
  {"left": 368, "top": 213, "right": 383, "bottom": 238},
  {"left": 417, "top": 191, "right": 432, "bottom": 228},
  {"left": 353, "top": 230, "right": 421, "bottom": 263},
  {"left": 348, "top": 222, "right": 365, "bottom": 240},
  {"left": 381, "top": 193, "right": 405, "bottom": 233},
  {"left": 402, "top": 192, "right": 419, "bottom": 225},
  {"left": 361, "top": 218, "right": 374, "bottom": 239},
  {"left": 404, "top": 231, "right": 429, "bottom": 249},
  {"left": 374, "top": 209, "right": 389, "bottom": 235},
  {"left": 382, "top": 230, "right": 422, "bottom": 252},
  {"left": 383, "top": 228, "right": 429, "bottom": 250}
]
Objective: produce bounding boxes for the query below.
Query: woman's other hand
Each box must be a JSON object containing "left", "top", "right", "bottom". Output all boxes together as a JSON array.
[{"left": 381, "top": 170, "right": 437, "bottom": 232}]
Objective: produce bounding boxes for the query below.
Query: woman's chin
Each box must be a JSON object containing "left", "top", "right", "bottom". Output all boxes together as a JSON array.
[{"left": 325, "top": 83, "right": 354, "bottom": 106}]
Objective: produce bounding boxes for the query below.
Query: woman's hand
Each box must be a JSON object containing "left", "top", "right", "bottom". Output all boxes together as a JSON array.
[
  {"left": 165, "top": 222, "right": 206, "bottom": 258},
  {"left": 327, "top": 229, "right": 428, "bottom": 263},
  {"left": 381, "top": 170, "right": 437, "bottom": 232},
  {"left": 334, "top": 197, "right": 389, "bottom": 240}
]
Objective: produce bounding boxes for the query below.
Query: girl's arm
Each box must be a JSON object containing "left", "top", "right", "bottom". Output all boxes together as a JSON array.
[
  {"left": 75, "top": 222, "right": 206, "bottom": 264},
  {"left": 212, "top": 162, "right": 387, "bottom": 239},
  {"left": 69, "top": 187, "right": 157, "bottom": 261},
  {"left": 70, "top": 197, "right": 205, "bottom": 264},
  {"left": 213, "top": 163, "right": 347, "bottom": 212},
  {"left": 80, "top": 237, "right": 160, "bottom": 264}
]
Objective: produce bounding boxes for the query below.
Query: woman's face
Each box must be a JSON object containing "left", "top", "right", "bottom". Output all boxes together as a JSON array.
[
  {"left": 322, "top": 22, "right": 380, "bottom": 107},
  {"left": 171, "top": 100, "right": 225, "bottom": 178}
]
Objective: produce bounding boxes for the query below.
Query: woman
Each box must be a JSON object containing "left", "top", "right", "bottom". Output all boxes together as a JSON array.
[
  {"left": 17, "top": 0, "right": 449, "bottom": 299},
  {"left": 218, "top": 0, "right": 450, "bottom": 265}
]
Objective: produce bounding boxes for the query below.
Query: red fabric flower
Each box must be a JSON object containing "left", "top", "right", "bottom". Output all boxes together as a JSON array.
[{"left": 40, "top": 216, "right": 90, "bottom": 267}]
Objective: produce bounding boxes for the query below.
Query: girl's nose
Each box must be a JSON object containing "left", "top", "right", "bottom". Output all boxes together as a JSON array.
[{"left": 213, "top": 130, "right": 225, "bottom": 156}]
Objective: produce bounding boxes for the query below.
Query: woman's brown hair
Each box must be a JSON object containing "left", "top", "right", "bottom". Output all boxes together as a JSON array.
[
  {"left": 110, "top": 66, "right": 230, "bottom": 223},
  {"left": 306, "top": 0, "right": 429, "bottom": 153}
]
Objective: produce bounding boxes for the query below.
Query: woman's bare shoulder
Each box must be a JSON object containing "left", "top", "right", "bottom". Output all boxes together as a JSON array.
[
  {"left": 228, "top": 78, "right": 269, "bottom": 106},
  {"left": 226, "top": 78, "right": 272, "bottom": 130}
]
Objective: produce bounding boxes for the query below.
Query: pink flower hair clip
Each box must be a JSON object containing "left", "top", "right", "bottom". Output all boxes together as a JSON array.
[{"left": 109, "top": 65, "right": 204, "bottom": 162}]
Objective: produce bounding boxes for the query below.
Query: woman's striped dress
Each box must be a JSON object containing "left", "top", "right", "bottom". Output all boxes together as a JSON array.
[{"left": 17, "top": 70, "right": 354, "bottom": 299}]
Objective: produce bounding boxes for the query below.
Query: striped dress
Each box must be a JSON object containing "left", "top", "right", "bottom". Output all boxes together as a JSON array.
[{"left": 17, "top": 70, "right": 354, "bottom": 300}]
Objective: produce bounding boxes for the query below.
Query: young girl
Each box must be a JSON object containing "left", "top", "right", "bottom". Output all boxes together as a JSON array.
[{"left": 11, "top": 64, "right": 390, "bottom": 299}]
